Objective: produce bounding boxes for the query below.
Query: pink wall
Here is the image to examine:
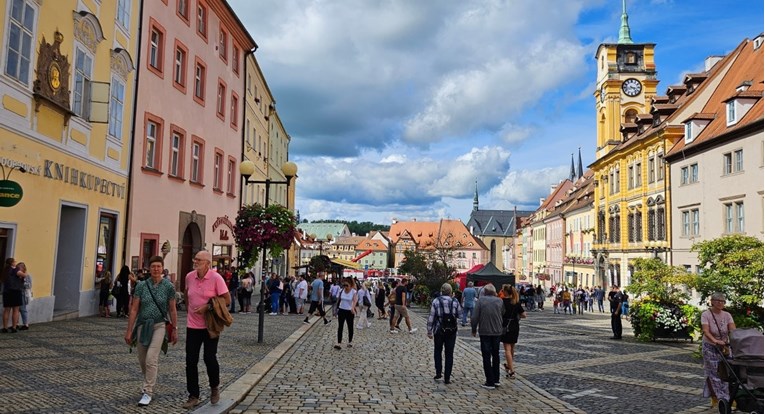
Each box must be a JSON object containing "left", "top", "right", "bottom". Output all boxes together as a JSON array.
[{"left": 127, "top": 0, "right": 252, "bottom": 277}]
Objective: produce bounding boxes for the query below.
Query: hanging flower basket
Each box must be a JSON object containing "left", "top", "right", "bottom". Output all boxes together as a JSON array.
[{"left": 234, "top": 203, "right": 296, "bottom": 269}]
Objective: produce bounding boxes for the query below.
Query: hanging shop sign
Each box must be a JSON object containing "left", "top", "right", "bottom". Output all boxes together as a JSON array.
[
  {"left": 212, "top": 216, "right": 234, "bottom": 241},
  {"left": 0, "top": 180, "right": 23, "bottom": 207}
]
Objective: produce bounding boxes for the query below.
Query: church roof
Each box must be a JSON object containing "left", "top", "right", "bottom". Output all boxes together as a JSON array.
[{"left": 466, "top": 209, "right": 534, "bottom": 237}]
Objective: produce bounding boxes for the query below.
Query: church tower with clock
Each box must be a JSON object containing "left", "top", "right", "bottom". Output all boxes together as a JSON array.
[{"left": 594, "top": 0, "right": 659, "bottom": 161}]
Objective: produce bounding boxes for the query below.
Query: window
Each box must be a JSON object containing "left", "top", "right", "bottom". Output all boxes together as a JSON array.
[
  {"left": 216, "top": 80, "right": 226, "bottom": 119},
  {"left": 657, "top": 207, "right": 666, "bottom": 240},
  {"left": 218, "top": 28, "right": 227, "bottom": 61},
  {"left": 116, "top": 0, "right": 130, "bottom": 28},
  {"left": 232, "top": 46, "right": 240, "bottom": 75},
  {"left": 737, "top": 202, "right": 744, "bottom": 232},
  {"left": 692, "top": 209, "right": 700, "bottom": 236},
  {"left": 191, "top": 139, "right": 203, "bottom": 183},
  {"left": 681, "top": 166, "right": 689, "bottom": 185},
  {"left": 173, "top": 43, "right": 187, "bottom": 88},
  {"left": 73, "top": 48, "right": 93, "bottom": 117},
  {"left": 230, "top": 93, "right": 238, "bottom": 127},
  {"left": 648, "top": 157, "right": 655, "bottom": 183},
  {"left": 723, "top": 152, "right": 733, "bottom": 175},
  {"left": 725, "top": 203, "right": 734, "bottom": 233},
  {"left": 196, "top": 2, "right": 207, "bottom": 39},
  {"left": 647, "top": 209, "right": 656, "bottom": 241},
  {"left": 148, "top": 22, "right": 165, "bottom": 75},
  {"left": 690, "top": 163, "right": 698, "bottom": 183},
  {"left": 635, "top": 162, "right": 642, "bottom": 186},
  {"left": 734, "top": 149, "right": 743, "bottom": 172},
  {"left": 177, "top": 0, "right": 188, "bottom": 21},
  {"left": 145, "top": 120, "right": 159, "bottom": 169},
  {"left": 227, "top": 158, "right": 236, "bottom": 194},
  {"left": 628, "top": 212, "right": 635, "bottom": 242},
  {"left": 628, "top": 165, "right": 634, "bottom": 189},
  {"left": 635, "top": 210, "right": 643, "bottom": 242},
  {"left": 5, "top": 0, "right": 35, "bottom": 85},
  {"left": 213, "top": 150, "right": 223, "bottom": 191},
  {"left": 193, "top": 58, "right": 205, "bottom": 103},
  {"left": 657, "top": 153, "right": 664, "bottom": 180},
  {"left": 682, "top": 211, "right": 691, "bottom": 236},
  {"left": 108, "top": 78, "right": 125, "bottom": 139},
  {"left": 726, "top": 101, "right": 736, "bottom": 125},
  {"left": 169, "top": 129, "right": 184, "bottom": 178},
  {"left": 684, "top": 122, "right": 692, "bottom": 142}
]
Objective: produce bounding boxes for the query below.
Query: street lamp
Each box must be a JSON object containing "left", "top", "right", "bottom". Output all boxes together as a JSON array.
[
  {"left": 645, "top": 240, "right": 668, "bottom": 261},
  {"left": 239, "top": 160, "right": 297, "bottom": 343}
]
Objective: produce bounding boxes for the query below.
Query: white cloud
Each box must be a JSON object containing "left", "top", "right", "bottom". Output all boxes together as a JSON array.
[{"left": 487, "top": 166, "right": 571, "bottom": 208}]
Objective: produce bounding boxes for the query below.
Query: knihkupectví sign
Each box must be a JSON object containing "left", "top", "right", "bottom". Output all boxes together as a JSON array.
[{"left": 0, "top": 180, "right": 22, "bottom": 207}]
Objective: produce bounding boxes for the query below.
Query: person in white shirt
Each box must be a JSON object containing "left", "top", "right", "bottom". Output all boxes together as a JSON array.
[
  {"left": 334, "top": 278, "right": 357, "bottom": 349},
  {"left": 294, "top": 275, "right": 308, "bottom": 315},
  {"left": 355, "top": 282, "right": 372, "bottom": 330}
]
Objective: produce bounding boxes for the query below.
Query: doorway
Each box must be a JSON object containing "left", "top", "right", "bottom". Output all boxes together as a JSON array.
[
  {"left": 179, "top": 222, "right": 202, "bottom": 292},
  {"left": 53, "top": 204, "right": 87, "bottom": 314}
]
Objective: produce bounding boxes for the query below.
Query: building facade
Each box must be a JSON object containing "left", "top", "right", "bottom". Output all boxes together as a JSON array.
[
  {"left": 126, "top": 0, "right": 255, "bottom": 290},
  {"left": 389, "top": 219, "right": 488, "bottom": 273},
  {"left": 0, "top": 0, "right": 139, "bottom": 320},
  {"left": 667, "top": 37, "right": 764, "bottom": 271}
]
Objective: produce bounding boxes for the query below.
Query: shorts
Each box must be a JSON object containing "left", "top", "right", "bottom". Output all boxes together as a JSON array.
[
  {"left": 394, "top": 304, "right": 409, "bottom": 319},
  {"left": 295, "top": 298, "right": 305, "bottom": 309}
]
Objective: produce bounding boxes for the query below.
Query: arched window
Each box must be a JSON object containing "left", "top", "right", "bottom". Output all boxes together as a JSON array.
[{"left": 624, "top": 108, "right": 638, "bottom": 124}]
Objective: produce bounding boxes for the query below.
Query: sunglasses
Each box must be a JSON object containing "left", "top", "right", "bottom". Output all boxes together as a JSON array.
[{"left": 343, "top": 285, "right": 349, "bottom": 288}]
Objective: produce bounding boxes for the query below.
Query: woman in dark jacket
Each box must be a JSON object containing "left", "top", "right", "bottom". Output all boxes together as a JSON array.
[
  {"left": 501, "top": 284, "right": 526, "bottom": 379},
  {"left": 116, "top": 265, "right": 132, "bottom": 317},
  {"left": 375, "top": 282, "right": 387, "bottom": 319}
]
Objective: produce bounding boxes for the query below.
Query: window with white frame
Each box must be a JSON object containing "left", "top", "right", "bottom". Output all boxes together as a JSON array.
[
  {"left": 657, "top": 153, "right": 664, "bottom": 180},
  {"left": 191, "top": 141, "right": 201, "bottom": 182},
  {"left": 227, "top": 159, "right": 235, "bottom": 194},
  {"left": 648, "top": 156, "right": 655, "bottom": 183},
  {"left": 5, "top": 0, "right": 35, "bottom": 85},
  {"left": 635, "top": 162, "right": 642, "bottom": 187},
  {"left": 178, "top": 0, "right": 188, "bottom": 20},
  {"left": 726, "top": 101, "right": 736, "bottom": 125},
  {"left": 734, "top": 149, "right": 743, "bottom": 172},
  {"left": 628, "top": 165, "right": 634, "bottom": 189},
  {"left": 73, "top": 47, "right": 93, "bottom": 117},
  {"left": 116, "top": 0, "right": 130, "bottom": 29},
  {"left": 145, "top": 121, "right": 158, "bottom": 169},
  {"left": 692, "top": 209, "right": 699, "bottom": 236},
  {"left": 690, "top": 163, "right": 698, "bottom": 183},
  {"left": 108, "top": 77, "right": 125, "bottom": 139},
  {"left": 170, "top": 132, "right": 182, "bottom": 177},
  {"left": 174, "top": 46, "right": 186, "bottom": 86},
  {"left": 213, "top": 152, "right": 222, "bottom": 190},
  {"left": 196, "top": 3, "right": 207, "bottom": 37},
  {"left": 216, "top": 82, "right": 225, "bottom": 117},
  {"left": 681, "top": 209, "right": 699, "bottom": 237},
  {"left": 194, "top": 62, "right": 205, "bottom": 100},
  {"left": 149, "top": 27, "right": 162, "bottom": 70},
  {"left": 723, "top": 201, "right": 744, "bottom": 233}
]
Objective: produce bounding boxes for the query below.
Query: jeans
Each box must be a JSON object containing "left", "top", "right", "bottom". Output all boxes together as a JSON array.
[
  {"left": 185, "top": 328, "right": 220, "bottom": 398},
  {"left": 337, "top": 308, "right": 354, "bottom": 343},
  {"left": 479, "top": 335, "right": 501, "bottom": 385},
  {"left": 598, "top": 299, "right": 605, "bottom": 312},
  {"left": 462, "top": 306, "right": 473, "bottom": 325},
  {"left": 434, "top": 331, "right": 457, "bottom": 380},
  {"left": 270, "top": 292, "right": 280, "bottom": 313},
  {"left": 229, "top": 289, "right": 238, "bottom": 312}
]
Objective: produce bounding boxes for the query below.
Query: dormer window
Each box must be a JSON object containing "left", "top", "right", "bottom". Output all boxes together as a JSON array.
[
  {"left": 684, "top": 122, "right": 693, "bottom": 143},
  {"left": 726, "top": 101, "right": 736, "bottom": 125}
]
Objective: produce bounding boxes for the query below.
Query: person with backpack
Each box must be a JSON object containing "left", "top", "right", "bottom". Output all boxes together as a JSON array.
[
  {"left": 427, "top": 283, "right": 462, "bottom": 385},
  {"left": 500, "top": 285, "right": 526, "bottom": 379}
]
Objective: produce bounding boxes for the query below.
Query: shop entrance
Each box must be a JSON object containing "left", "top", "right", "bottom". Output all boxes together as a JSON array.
[
  {"left": 0, "top": 226, "right": 13, "bottom": 268},
  {"left": 179, "top": 222, "right": 202, "bottom": 292},
  {"left": 53, "top": 204, "right": 86, "bottom": 315}
]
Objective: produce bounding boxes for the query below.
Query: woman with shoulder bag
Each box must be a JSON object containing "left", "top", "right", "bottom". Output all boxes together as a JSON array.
[
  {"left": 356, "top": 282, "right": 372, "bottom": 329},
  {"left": 700, "top": 292, "right": 736, "bottom": 408},
  {"left": 334, "top": 278, "right": 357, "bottom": 349},
  {"left": 500, "top": 284, "right": 526, "bottom": 379}
]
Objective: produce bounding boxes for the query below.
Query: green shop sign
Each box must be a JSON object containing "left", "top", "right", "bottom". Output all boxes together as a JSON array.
[{"left": 0, "top": 180, "right": 23, "bottom": 207}]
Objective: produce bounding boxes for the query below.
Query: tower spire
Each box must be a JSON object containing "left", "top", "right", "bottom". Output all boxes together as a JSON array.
[
  {"left": 569, "top": 154, "right": 576, "bottom": 181},
  {"left": 618, "top": 0, "right": 634, "bottom": 44},
  {"left": 577, "top": 147, "right": 584, "bottom": 179},
  {"left": 473, "top": 180, "right": 479, "bottom": 211}
]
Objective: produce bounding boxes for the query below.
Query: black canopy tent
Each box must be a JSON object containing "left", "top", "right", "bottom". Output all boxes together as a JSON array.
[{"left": 467, "top": 262, "right": 515, "bottom": 291}]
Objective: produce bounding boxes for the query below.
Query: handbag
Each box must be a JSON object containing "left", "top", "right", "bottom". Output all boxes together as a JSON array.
[
  {"left": 363, "top": 293, "right": 371, "bottom": 308},
  {"left": 146, "top": 280, "right": 175, "bottom": 341}
]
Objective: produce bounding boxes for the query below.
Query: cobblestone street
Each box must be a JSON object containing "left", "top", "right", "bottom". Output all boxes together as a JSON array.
[{"left": 0, "top": 309, "right": 305, "bottom": 413}]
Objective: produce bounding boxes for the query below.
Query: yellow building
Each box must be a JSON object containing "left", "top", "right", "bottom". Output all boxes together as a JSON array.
[
  {"left": 590, "top": 3, "right": 685, "bottom": 287},
  {"left": 0, "top": 0, "right": 138, "bottom": 321}
]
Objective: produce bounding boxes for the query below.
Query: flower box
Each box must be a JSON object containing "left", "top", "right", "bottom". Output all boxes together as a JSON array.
[{"left": 652, "top": 326, "right": 693, "bottom": 342}]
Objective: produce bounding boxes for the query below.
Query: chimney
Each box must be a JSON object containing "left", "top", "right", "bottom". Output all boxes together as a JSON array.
[
  {"left": 704, "top": 55, "right": 724, "bottom": 71},
  {"left": 391, "top": 218, "right": 398, "bottom": 224},
  {"left": 540, "top": 197, "right": 545, "bottom": 206}
]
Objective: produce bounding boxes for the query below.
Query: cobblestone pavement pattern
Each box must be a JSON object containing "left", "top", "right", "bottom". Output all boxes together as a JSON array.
[
  {"left": 0, "top": 310, "right": 304, "bottom": 413},
  {"left": 237, "top": 306, "right": 716, "bottom": 414}
]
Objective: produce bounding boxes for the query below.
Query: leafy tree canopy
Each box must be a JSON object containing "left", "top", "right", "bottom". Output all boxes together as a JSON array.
[
  {"left": 311, "top": 219, "right": 388, "bottom": 236},
  {"left": 625, "top": 258, "right": 696, "bottom": 304},
  {"left": 398, "top": 249, "right": 455, "bottom": 294},
  {"left": 691, "top": 234, "right": 763, "bottom": 309}
]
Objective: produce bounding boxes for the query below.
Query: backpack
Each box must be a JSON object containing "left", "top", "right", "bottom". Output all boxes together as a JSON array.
[{"left": 437, "top": 297, "right": 458, "bottom": 335}]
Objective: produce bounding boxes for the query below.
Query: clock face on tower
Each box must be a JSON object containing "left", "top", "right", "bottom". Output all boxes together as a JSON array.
[{"left": 622, "top": 78, "right": 642, "bottom": 97}]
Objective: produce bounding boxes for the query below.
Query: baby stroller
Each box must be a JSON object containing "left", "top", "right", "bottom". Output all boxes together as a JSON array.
[{"left": 717, "top": 328, "right": 764, "bottom": 414}]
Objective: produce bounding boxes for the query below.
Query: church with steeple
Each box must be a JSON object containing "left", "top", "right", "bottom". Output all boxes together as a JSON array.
[{"left": 466, "top": 181, "right": 534, "bottom": 272}]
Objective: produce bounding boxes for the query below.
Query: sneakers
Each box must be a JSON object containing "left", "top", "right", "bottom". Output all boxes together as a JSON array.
[
  {"left": 367, "top": 323, "right": 372, "bottom": 328},
  {"left": 389, "top": 329, "right": 398, "bottom": 334},
  {"left": 303, "top": 319, "right": 310, "bottom": 324},
  {"left": 211, "top": 387, "right": 220, "bottom": 404},
  {"left": 182, "top": 396, "right": 200, "bottom": 409},
  {"left": 269, "top": 312, "right": 277, "bottom": 316},
  {"left": 409, "top": 328, "right": 418, "bottom": 334},
  {"left": 323, "top": 319, "right": 331, "bottom": 325},
  {"left": 480, "top": 383, "right": 496, "bottom": 390},
  {"left": 434, "top": 375, "right": 442, "bottom": 381},
  {"left": 137, "top": 393, "right": 151, "bottom": 406},
  {"left": 444, "top": 379, "right": 451, "bottom": 385}
]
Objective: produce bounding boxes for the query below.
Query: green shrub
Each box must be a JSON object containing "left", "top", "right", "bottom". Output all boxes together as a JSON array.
[{"left": 629, "top": 300, "right": 700, "bottom": 342}]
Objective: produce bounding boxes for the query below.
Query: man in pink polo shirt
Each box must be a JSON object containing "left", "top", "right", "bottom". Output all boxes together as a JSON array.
[{"left": 182, "top": 250, "right": 230, "bottom": 409}]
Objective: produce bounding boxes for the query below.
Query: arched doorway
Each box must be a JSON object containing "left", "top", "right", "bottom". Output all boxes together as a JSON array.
[
  {"left": 180, "top": 222, "right": 202, "bottom": 292},
  {"left": 597, "top": 255, "right": 608, "bottom": 288}
]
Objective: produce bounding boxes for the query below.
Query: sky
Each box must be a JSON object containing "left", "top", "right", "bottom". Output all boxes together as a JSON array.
[{"left": 228, "top": 0, "right": 764, "bottom": 226}]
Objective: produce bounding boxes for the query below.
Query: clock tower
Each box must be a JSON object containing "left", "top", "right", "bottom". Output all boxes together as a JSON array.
[{"left": 594, "top": 0, "right": 659, "bottom": 160}]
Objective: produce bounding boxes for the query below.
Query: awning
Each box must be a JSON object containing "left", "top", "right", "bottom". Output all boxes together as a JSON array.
[{"left": 330, "top": 258, "right": 362, "bottom": 270}]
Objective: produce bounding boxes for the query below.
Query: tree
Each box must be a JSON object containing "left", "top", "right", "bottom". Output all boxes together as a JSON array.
[
  {"left": 398, "top": 249, "right": 454, "bottom": 294},
  {"left": 626, "top": 258, "right": 696, "bottom": 304},
  {"left": 692, "top": 234, "right": 763, "bottom": 310}
]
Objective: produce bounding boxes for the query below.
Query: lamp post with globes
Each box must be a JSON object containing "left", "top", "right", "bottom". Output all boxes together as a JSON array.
[{"left": 239, "top": 160, "right": 297, "bottom": 343}]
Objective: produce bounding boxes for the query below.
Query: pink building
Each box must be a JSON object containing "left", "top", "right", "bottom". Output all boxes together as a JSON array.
[{"left": 126, "top": 0, "right": 255, "bottom": 289}]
